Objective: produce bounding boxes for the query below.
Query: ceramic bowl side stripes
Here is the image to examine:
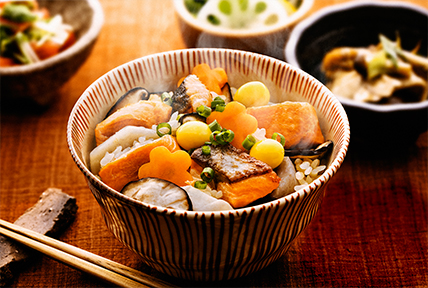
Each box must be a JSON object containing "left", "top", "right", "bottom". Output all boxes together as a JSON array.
[{"left": 67, "top": 48, "right": 350, "bottom": 281}]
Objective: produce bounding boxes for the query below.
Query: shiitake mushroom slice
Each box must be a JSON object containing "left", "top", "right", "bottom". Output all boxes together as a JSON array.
[
  {"left": 122, "top": 177, "right": 192, "bottom": 211},
  {"left": 105, "top": 87, "right": 150, "bottom": 118},
  {"left": 284, "top": 140, "right": 333, "bottom": 160},
  {"left": 222, "top": 82, "right": 233, "bottom": 103},
  {"left": 178, "top": 112, "right": 206, "bottom": 125}
]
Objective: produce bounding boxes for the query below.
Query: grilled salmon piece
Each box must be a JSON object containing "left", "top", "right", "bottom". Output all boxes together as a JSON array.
[
  {"left": 191, "top": 144, "right": 272, "bottom": 182},
  {"left": 218, "top": 171, "right": 280, "bottom": 208},
  {"left": 247, "top": 101, "right": 325, "bottom": 149},
  {"left": 98, "top": 135, "right": 180, "bottom": 191},
  {"left": 191, "top": 144, "right": 280, "bottom": 208},
  {"left": 171, "top": 75, "right": 213, "bottom": 114},
  {"left": 95, "top": 97, "right": 172, "bottom": 145}
]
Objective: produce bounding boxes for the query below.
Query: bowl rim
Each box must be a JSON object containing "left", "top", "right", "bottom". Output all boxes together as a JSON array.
[
  {"left": 67, "top": 48, "right": 350, "bottom": 217},
  {"left": 0, "top": 0, "right": 104, "bottom": 75},
  {"left": 284, "top": 0, "right": 428, "bottom": 113},
  {"left": 173, "top": 0, "right": 314, "bottom": 38}
]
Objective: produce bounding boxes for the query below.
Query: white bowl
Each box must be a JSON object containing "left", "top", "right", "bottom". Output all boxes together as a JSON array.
[{"left": 174, "top": 0, "right": 314, "bottom": 60}]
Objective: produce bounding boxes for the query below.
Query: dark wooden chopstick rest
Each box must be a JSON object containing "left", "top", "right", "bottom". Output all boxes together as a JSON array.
[{"left": 0, "top": 188, "right": 78, "bottom": 286}]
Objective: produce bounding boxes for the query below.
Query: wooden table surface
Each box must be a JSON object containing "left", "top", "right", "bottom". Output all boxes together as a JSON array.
[{"left": 1, "top": 0, "right": 427, "bottom": 287}]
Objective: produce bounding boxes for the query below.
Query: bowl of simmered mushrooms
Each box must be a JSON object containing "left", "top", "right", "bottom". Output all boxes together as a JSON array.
[{"left": 285, "top": 1, "right": 428, "bottom": 148}]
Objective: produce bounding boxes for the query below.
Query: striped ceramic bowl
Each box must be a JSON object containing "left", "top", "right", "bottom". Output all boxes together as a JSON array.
[{"left": 67, "top": 48, "right": 350, "bottom": 281}]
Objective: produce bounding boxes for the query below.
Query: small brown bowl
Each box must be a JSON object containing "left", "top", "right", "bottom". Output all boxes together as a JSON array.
[
  {"left": 0, "top": 0, "right": 104, "bottom": 107},
  {"left": 285, "top": 1, "right": 428, "bottom": 148}
]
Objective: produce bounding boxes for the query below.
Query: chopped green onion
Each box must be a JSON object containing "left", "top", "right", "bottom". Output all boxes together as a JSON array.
[
  {"left": 208, "top": 119, "right": 222, "bottom": 132},
  {"left": 194, "top": 180, "right": 207, "bottom": 189},
  {"left": 272, "top": 132, "right": 286, "bottom": 146},
  {"left": 215, "top": 104, "right": 226, "bottom": 112},
  {"left": 201, "top": 145, "right": 211, "bottom": 155},
  {"left": 211, "top": 129, "right": 234, "bottom": 145},
  {"left": 156, "top": 123, "right": 172, "bottom": 137},
  {"left": 210, "top": 131, "right": 220, "bottom": 145},
  {"left": 201, "top": 167, "right": 215, "bottom": 183},
  {"left": 242, "top": 134, "right": 256, "bottom": 150},
  {"left": 196, "top": 105, "right": 211, "bottom": 118},
  {"left": 187, "top": 148, "right": 195, "bottom": 155},
  {"left": 161, "top": 92, "right": 172, "bottom": 106},
  {"left": 220, "top": 129, "right": 234, "bottom": 143},
  {"left": 211, "top": 96, "right": 225, "bottom": 110}
]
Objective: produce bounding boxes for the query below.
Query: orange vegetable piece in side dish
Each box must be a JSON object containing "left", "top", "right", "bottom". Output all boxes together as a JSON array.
[
  {"left": 138, "top": 146, "right": 193, "bottom": 187},
  {"left": 206, "top": 101, "right": 258, "bottom": 151},
  {"left": 0, "top": 56, "right": 16, "bottom": 67},
  {"left": 217, "top": 171, "right": 281, "bottom": 208},
  {"left": 191, "top": 63, "right": 228, "bottom": 95},
  {"left": 99, "top": 135, "right": 180, "bottom": 191}
]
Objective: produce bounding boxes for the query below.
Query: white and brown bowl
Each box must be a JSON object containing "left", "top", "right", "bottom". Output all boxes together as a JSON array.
[{"left": 67, "top": 48, "right": 350, "bottom": 281}]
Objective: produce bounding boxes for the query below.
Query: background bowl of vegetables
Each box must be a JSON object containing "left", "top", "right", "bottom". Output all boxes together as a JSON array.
[
  {"left": 0, "top": 0, "right": 103, "bottom": 106},
  {"left": 285, "top": 1, "right": 428, "bottom": 148},
  {"left": 174, "top": 0, "right": 314, "bottom": 60},
  {"left": 67, "top": 48, "right": 350, "bottom": 281}
]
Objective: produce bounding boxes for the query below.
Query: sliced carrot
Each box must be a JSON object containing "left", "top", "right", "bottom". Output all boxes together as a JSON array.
[
  {"left": 30, "top": 30, "right": 75, "bottom": 60},
  {"left": 206, "top": 101, "right": 258, "bottom": 151},
  {"left": 31, "top": 40, "right": 60, "bottom": 60},
  {"left": 95, "top": 99, "right": 172, "bottom": 145},
  {"left": 191, "top": 63, "right": 228, "bottom": 95},
  {"left": 218, "top": 171, "right": 281, "bottom": 208},
  {"left": 0, "top": 57, "right": 17, "bottom": 67},
  {"left": 212, "top": 67, "right": 228, "bottom": 87},
  {"left": 138, "top": 146, "right": 193, "bottom": 187},
  {"left": 98, "top": 135, "right": 181, "bottom": 191}
]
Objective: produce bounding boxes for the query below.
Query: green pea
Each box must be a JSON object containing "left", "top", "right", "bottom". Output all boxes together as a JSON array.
[
  {"left": 219, "top": 0, "right": 232, "bottom": 15},
  {"left": 207, "top": 14, "right": 221, "bottom": 25},
  {"left": 255, "top": 2, "right": 267, "bottom": 14}
]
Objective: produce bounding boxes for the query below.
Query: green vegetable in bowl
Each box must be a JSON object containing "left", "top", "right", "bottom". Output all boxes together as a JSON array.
[
  {"left": 184, "top": 0, "right": 208, "bottom": 15},
  {"left": 184, "top": 0, "right": 298, "bottom": 30},
  {"left": 0, "top": 0, "right": 76, "bottom": 67}
]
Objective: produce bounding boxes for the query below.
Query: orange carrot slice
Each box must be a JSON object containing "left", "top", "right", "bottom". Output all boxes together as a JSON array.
[
  {"left": 191, "top": 63, "right": 228, "bottom": 95},
  {"left": 0, "top": 57, "right": 17, "bottom": 67},
  {"left": 99, "top": 135, "right": 180, "bottom": 191},
  {"left": 218, "top": 171, "right": 281, "bottom": 208},
  {"left": 138, "top": 146, "right": 193, "bottom": 187},
  {"left": 206, "top": 101, "right": 258, "bottom": 151},
  {"left": 31, "top": 40, "right": 60, "bottom": 60}
]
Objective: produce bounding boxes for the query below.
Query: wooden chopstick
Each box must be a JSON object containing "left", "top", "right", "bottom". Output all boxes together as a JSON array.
[{"left": 0, "top": 219, "right": 177, "bottom": 288}]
